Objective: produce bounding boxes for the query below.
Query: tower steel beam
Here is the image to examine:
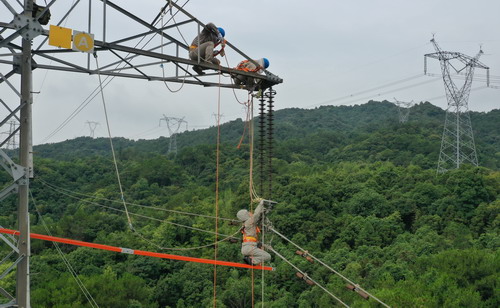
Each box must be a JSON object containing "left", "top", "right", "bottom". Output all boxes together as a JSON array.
[{"left": 15, "top": 1, "right": 33, "bottom": 306}]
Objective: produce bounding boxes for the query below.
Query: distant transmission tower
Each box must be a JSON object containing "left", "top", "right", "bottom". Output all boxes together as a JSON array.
[
  {"left": 85, "top": 121, "right": 100, "bottom": 138},
  {"left": 393, "top": 98, "right": 414, "bottom": 123},
  {"left": 425, "top": 37, "right": 489, "bottom": 173},
  {"left": 1, "top": 121, "right": 19, "bottom": 149},
  {"left": 212, "top": 113, "right": 225, "bottom": 124},
  {"left": 1, "top": 120, "right": 20, "bottom": 149},
  {"left": 159, "top": 116, "right": 188, "bottom": 156}
]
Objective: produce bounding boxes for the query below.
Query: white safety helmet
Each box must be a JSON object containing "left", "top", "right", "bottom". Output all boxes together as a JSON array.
[{"left": 237, "top": 209, "right": 250, "bottom": 221}]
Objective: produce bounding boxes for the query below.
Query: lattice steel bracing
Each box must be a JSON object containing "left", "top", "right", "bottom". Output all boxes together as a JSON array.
[
  {"left": 424, "top": 38, "right": 489, "bottom": 173},
  {"left": 0, "top": 1, "right": 282, "bottom": 306},
  {"left": 393, "top": 97, "right": 414, "bottom": 123},
  {"left": 159, "top": 115, "right": 187, "bottom": 156}
]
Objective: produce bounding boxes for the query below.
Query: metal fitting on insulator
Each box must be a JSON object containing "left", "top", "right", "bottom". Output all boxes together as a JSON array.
[
  {"left": 296, "top": 272, "right": 315, "bottom": 285},
  {"left": 346, "top": 284, "right": 369, "bottom": 300},
  {"left": 265, "top": 89, "right": 277, "bottom": 98},
  {"left": 295, "top": 250, "right": 314, "bottom": 263}
]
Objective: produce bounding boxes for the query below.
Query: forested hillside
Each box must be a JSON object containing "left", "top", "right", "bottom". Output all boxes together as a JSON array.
[
  {"left": 1, "top": 101, "right": 499, "bottom": 307},
  {"left": 32, "top": 101, "right": 500, "bottom": 170}
]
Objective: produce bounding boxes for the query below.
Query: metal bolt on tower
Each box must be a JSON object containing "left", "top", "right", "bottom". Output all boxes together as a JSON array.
[{"left": 424, "top": 38, "right": 489, "bottom": 173}]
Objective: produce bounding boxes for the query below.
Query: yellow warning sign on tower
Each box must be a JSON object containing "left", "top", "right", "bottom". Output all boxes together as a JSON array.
[
  {"left": 72, "top": 31, "right": 94, "bottom": 53},
  {"left": 48, "top": 25, "right": 72, "bottom": 49}
]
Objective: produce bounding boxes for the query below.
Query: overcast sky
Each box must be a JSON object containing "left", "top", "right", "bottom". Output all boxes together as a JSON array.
[{"left": 1, "top": 0, "right": 499, "bottom": 145}]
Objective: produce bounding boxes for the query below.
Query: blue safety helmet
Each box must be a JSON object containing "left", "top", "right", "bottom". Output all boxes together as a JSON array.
[
  {"left": 263, "top": 58, "right": 270, "bottom": 69},
  {"left": 217, "top": 27, "right": 225, "bottom": 37}
]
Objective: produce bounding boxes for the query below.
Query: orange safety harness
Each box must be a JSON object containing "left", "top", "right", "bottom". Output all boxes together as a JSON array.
[
  {"left": 242, "top": 226, "right": 260, "bottom": 243},
  {"left": 235, "top": 60, "right": 262, "bottom": 73},
  {"left": 189, "top": 39, "right": 226, "bottom": 51}
]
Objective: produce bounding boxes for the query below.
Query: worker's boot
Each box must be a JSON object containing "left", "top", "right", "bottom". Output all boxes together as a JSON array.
[
  {"left": 243, "top": 256, "right": 252, "bottom": 265},
  {"left": 211, "top": 58, "right": 220, "bottom": 66},
  {"left": 192, "top": 65, "right": 205, "bottom": 75}
]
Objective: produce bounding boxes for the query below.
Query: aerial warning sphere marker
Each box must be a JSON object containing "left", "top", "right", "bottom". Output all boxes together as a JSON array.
[{"left": 72, "top": 31, "right": 94, "bottom": 53}]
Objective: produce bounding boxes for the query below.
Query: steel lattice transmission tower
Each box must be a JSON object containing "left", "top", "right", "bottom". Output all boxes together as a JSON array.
[
  {"left": 1, "top": 120, "right": 19, "bottom": 149},
  {"left": 159, "top": 115, "right": 188, "bottom": 156},
  {"left": 85, "top": 121, "right": 99, "bottom": 138},
  {"left": 393, "top": 98, "right": 414, "bottom": 123},
  {"left": 0, "top": 0, "right": 282, "bottom": 306},
  {"left": 424, "top": 38, "right": 489, "bottom": 173}
]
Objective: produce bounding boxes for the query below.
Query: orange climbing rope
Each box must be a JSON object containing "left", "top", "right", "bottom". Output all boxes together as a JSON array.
[{"left": 0, "top": 228, "right": 274, "bottom": 271}]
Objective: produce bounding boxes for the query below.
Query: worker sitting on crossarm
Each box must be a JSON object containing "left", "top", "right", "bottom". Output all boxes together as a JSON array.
[
  {"left": 189, "top": 23, "right": 226, "bottom": 75},
  {"left": 237, "top": 200, "right": 272, "bottom": 265},
  {"left": 232, "top": 58, "right": 269, "bottom": 90}
]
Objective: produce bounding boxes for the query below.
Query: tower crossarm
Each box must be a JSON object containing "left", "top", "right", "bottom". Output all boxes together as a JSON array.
[
  {"left": 0, "top": 1, "right": 284, "bottom": 90},
  {"left": 424, "top": 51, "right": 488, "bottom": 70}
]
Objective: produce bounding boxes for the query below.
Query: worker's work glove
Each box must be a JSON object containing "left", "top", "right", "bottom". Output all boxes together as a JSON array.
[
  {"left": 257, "top": 242, "right": 262, "bottom": 249},
  {"left": 219, "top": 49, "right": 225, "bottom": 57}
]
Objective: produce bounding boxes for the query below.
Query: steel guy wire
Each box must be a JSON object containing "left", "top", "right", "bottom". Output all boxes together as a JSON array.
[
  {"left": 94, "top": 55, "right": 133, "bottom": 231},
  {"left": 34, "top": 181, "right": 241, "bottom": 250},
  {"left": 267, "top": 246, "right": 350, "bottom": 308},
  {"left": 29, "top": 190, "right": 100, "bottom": 308},
  {"left": 423, "top": 86, "right": 490, "bottom": 103},
  {"left": 268, "top": 226, "right": 391, "bottom": 308},
  {"left": 339, "top": 77, "right": 441, "bottom": 106},
  {"left": 306, "top": 73, "right": 425, "bottom": 108},
  {"left": 37, "top": 178, "right": 239, "bottom": 222}
]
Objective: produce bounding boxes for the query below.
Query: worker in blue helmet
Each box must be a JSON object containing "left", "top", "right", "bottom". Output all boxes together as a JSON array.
[
  {"left": 189, "top": 23, "right": 226, "bottom": 75},
  {"left": 232, "top": 58, "right": 270, "bottom": 90}
]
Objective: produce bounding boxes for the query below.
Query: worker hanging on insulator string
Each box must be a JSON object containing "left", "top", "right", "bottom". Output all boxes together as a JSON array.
[
  {"left": 232, "top": 58, "right": 270, "bottom": 91},
  {"left": 189, "top": 23, "right": 226, "bottom": 75},
  {"left": 237, "top": 200, "right": 272, "bottom": 265}
]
